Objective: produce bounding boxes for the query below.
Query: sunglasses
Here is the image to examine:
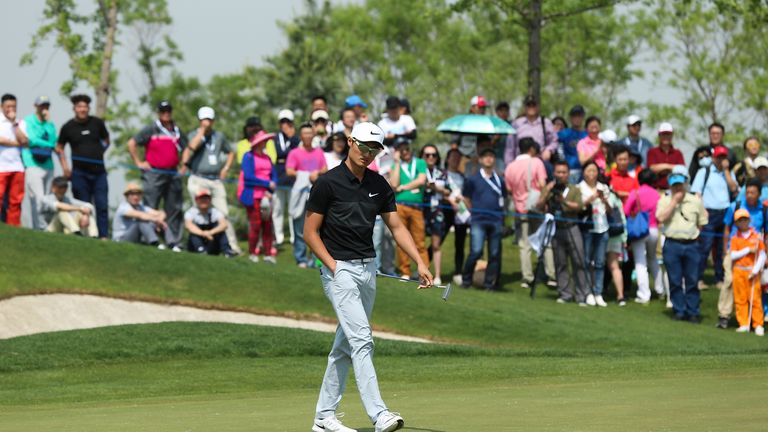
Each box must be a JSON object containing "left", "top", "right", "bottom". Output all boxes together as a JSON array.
[
  {"left": 353, "top": 138, "right": 383, "bottom": 157},
  {"left": 423, "top": 153, "right": 438, "bottom": 158}
]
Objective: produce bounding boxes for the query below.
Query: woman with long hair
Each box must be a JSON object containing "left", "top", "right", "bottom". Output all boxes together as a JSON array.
[
  {"left": 624, "top": 168, "right": 662, "bottom": 304},
  {"left": 420, "top": 144, "right": 450, "bottom": 285},
  {"left": 578, "top": 161, "right": 611, "bottom": 307}
]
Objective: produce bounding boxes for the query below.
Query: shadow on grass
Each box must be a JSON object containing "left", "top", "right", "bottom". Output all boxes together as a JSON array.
[{"left": 358, "top": 428, "right": 445, "bottom": 432}]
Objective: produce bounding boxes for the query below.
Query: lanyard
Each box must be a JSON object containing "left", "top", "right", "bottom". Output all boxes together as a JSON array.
[
  {"left": 483, "top": 171, "right": 502, "bottom": 196},
  {"left": 401, "top": 159, "right": 416, "bottom": 179},
  {"left": 155, "top": 120, "right": 180, "bottom": 139},
  {"left": 426, "top": 166, "right": 437, "bottom": 183},
  {"left": 278, "top": 132, "right": 287, "bottom": 152}
]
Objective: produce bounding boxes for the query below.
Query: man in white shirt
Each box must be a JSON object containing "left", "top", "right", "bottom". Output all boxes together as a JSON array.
[
  {"left": 377, "top": 96, "right": 417, "bottom": 148},
  {"left": 0, "top": 94, "right": 26, "bottom": 226}
]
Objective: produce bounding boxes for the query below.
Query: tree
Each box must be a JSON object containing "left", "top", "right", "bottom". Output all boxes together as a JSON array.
[
  {"left": 21, "top": 0, "right": 176, "bottom": 118},
  {"left": 454, "top": 0, "right": 625, "bottom": 102}
]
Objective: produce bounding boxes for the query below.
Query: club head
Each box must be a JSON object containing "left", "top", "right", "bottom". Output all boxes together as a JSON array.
[{"left": 441, "top": 283, "right": 452, "bottom": 301}]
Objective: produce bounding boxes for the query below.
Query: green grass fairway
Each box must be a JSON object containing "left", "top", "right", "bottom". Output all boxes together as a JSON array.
[
  {"left": 2, "top": 324, "right": 768, "bottom": 431},
  {"left": 2, "top": 225, "right": 768, "bottom": 430}
]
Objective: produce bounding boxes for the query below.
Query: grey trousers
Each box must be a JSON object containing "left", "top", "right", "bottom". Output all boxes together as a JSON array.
[
  {"left": 25, "top": 166, "right": 52, "bottom": 230},
  {"left": 271, "top": 187, "right": 294, "bottom": 245},
  {"left": 315, "top": 259, "right": 388, "bottom": 424},
  {"left": 373, "top": 216, "right": 396, "bottom": 275},
  {"left": 117, "top": 220, "right": 172, "bottom": 245},
  {"left": 553, "top": 224, "right": 590, "bottom": 302},
  {"left": 141, "top": 170, "right": 183, "bottom": 246}
]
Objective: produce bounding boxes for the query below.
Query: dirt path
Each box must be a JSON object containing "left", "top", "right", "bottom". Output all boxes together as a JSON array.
[{"left": 0, "top": 294, "right": 431, "bottom": 343}]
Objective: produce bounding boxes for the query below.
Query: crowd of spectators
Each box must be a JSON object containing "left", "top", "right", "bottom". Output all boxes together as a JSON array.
[{"left": 2, "top": 91, "right": 767, "bottom": 334}]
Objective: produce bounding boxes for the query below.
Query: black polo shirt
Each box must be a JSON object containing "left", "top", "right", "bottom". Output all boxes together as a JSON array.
[
  {"left": 58, "top": 116, "right": 110, "bottom": 173},
  {"left": 306, "top": 161, "right": 396, "bottom": 260}
]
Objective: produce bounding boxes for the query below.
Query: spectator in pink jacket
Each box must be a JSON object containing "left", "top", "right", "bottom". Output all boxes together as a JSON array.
[
  {"left": 238, "top": 130, "right": 277, "bottom": 264},
  {"left": 623, "top": 168, "right": 662, "bottom": 304}
]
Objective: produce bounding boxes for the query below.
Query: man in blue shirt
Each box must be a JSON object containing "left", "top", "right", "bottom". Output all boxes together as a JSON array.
[
  {"left": 735, "top": 156, "right": 768, "bottom": 203},
  {"left": 690, "top": 145, "right": 739, "bottom": 289},
  {"left": 619, "top": 115, "right": 653, "bottom": 168},
  {"left": 461, "top": 148, "right": 506, "bottom": 291},
  {"left": 557, "top": 105, "right": 587, "bottom": 184},
  {"left": 717, "top": 178, "right": 768, "bottom": 329}
]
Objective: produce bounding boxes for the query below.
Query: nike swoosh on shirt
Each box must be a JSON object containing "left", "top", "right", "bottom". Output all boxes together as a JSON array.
[{"left": 369, "top": 193, "right": 379, "bottom": 197}]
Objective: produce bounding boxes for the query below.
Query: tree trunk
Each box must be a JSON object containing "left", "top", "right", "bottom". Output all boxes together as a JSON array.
[
  {"left": 527, "top": 0, "right": 543, "bottom": 102},
  {"left": 96, "top": 0, "right": 118, "bottom": 118}
]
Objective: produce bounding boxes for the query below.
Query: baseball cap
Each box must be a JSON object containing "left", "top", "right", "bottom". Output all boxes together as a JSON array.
[
  {"left": 34, "top": 96, "right": 51, "bottom": 106},
  {"left": 123, "top": 182, "right": 143, "bottom": 195},
  {"left": 351, "top": 122, "right": 384, "bottom": 147},
  {"left": 277, "top": 109, "right": 294, "bottom": 122},
  {"left": 311, "top": 109, "right": 330, "bottom": 121},
  {"left": 569, "top": 105, "right": 586, "bottom": 116},
  {"left": 344, "top": 95, "right": 368, "bottom": 108},
  {"left": 658, "top": 122, "right": 674, "bottom": 134},
  {"left": 157, "top": 100, "right": 172, "bottom": 111},
  {"left": 400, "top": 97, "right": 411, "bottom": 112},
  {"left": 754, "top": 156, "right": 768, "bottom": 169},
  {"left": 713, "top": 146, "right": 729, "bottom": 158},
  {"left": 523, "top": 95, "right": 538, "bottom": 106},
  {"left": 470, "top": 95, "right": 488, "bottom": 108},
  {"left": 627, "top": 114, "right": 642, "bottom": 125},
  {"left": 598, "top": 129, "right": 618, "bottom": 143},
  {"left": 734, "top": 208, "right": 751, "bottom": 221},
  {"left": 195, "top": 188, "right": 212, "bottom": 199},
  {"left": 245, "top": 116, "right": 262, "bottom": 128},
  {"left": 197, "top": 106, "right": 215, "bottom": 120},
  {"left": 385, "top": 96, "right": 401, "bottom": 110},
  {"left": 668, "top": 165, "right": 689, "bottom": 186}
]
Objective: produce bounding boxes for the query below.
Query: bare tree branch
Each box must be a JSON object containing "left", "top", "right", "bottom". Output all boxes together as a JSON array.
[{"left": 542, "top": 0, "right": 623, "bottom": 22}]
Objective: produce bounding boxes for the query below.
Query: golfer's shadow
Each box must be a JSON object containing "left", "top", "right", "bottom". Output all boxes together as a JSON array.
[{"left": 358, "top": 428, "right": 445, "bottom": 432}]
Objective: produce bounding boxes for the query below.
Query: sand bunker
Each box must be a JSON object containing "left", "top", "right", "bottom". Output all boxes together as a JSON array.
[{"left": 0, "top": 294, "right": 431, "bottom": 343}]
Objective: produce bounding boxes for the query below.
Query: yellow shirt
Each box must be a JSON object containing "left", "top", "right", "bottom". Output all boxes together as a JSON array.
[
  {"left": 236, "top": 139, "right": 276, "bottom": 165},
  {"left": 656, "top": 192, "right": 708, "bottom": 240}
]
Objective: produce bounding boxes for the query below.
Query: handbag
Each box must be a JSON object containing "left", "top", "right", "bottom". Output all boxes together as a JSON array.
[
  {"left": 606, "top": 194, "right": 625, "bottom": 237},
  {"left": 525, "top": 158, "right": 540, "bottom": 212},
  {"left": 626, "top": 190, "right": 650, "bottom": 241},
  {"left": 29, "top": 146, "right": 53, "bottom": 163}
]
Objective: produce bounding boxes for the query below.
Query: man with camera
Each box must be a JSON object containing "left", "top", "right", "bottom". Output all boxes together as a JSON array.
[{"left": 543, "top": 161, "right": 589, "bottom": 304}]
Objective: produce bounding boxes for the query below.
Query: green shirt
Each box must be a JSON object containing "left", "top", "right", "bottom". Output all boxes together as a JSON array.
[
  {"left": 395, "top": 157, "right": 427, "bottom": 204},
  {"left": 21, "top": 114, "right": 57, "bottom": 170}
]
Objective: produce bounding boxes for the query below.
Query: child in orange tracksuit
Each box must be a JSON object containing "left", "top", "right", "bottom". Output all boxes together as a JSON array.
[{"left": 730, "top": 208, "right": 766, "bottom": 336}]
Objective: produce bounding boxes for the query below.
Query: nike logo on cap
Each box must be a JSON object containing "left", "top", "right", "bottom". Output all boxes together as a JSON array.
[
  {"left": 369, "top": 131, "right": 380, "bottom": 135},
  {"left": 369, "top": 193, "right": 379, "bottom": 197}
]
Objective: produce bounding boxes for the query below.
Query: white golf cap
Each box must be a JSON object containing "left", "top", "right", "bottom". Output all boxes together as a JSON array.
[
  {"left": 351, "top": 122, "right": 384, "bottom": 147},
  {"left": 278, "top": 109, "right": 295, "bottom": 122},
  {"left": 598, "top": 129, "right": 617, "bottom": 143},
  {"left": 311, "top": 109, "right": 330, "bottom": 121},
  {"left": 658, "top": 122, "right": 674, "bottom": 134},
  {"left": 626, "top": 114, "right": 642, "bottom": 125},
  {"left": 197, "top": 106, "right": 215, "bottom": 120},
  {"left": 755, "top": 156, "right": 768, "bottom": 169}
]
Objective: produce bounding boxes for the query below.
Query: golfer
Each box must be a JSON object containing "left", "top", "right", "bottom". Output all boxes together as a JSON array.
[{"left": 305, "top": 122, "right": 433, "bottom": 432}]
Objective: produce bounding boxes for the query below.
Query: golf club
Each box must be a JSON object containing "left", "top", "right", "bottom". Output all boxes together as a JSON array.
[{"left": 376, "top": 272, "right": 453, "bottom": 301}]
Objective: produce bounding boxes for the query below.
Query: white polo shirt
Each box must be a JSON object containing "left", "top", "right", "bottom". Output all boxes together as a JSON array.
[{"left": 0, "top": 114, "right": 24, "bottom": 173}]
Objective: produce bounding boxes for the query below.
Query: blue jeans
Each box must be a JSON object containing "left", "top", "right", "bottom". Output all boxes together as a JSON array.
[
  {"left": 697, "top": 208, "right": 726, "bottom": 283},
  {"left": 293, "top": 216, "right": 308, "bottom": 265},
  {"left": 582, "top": 230, "right": 609, "bottom": 295},
  {"left": 71, "top": 169, "right": 109, "bottom": 238},
  {"left": 462, "top": 222, "right": 502, "bottom": 289},
  {"left": 663, "top": 239, "right": 702, "bottom": 318}
]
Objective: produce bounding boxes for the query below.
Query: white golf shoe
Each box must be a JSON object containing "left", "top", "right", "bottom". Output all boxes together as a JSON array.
[
  {"left": 586, "top": 294, "right": 596, "bottom": 306},
  {"left": 595, "top": 295, "right": 608, "bottom": 307},
  {"left": 312, "top": 413, "right": 357, "bottom": 432},
  {"left": 736, "top": 325, "right": 750, "bottom": 333},
  {"left": 375, "top": 411, "right": 404, "bottom": 432},
  {"left": 756, "top": 326, "right": 765, "bottom": 336}
]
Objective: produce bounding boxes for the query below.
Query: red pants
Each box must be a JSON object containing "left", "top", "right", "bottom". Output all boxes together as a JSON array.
[
  {"left": 0, "top": 171, "right": 25, "bottom": 226},
  {"left": 246, "top": 202, "right": 273, "bottom": 256}
]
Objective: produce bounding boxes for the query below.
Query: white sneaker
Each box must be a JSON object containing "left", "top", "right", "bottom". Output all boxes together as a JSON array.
[
  {"left": 157, "top": 244, "right": 167, "bottom": 251},
  {"left": 452, "top": 274, "right": 463, "bottom": 285},
  {"left": 756, "top": 326, "right": 765, "bottom": 336},
  {"left": 249, "top": 254, "right": 260, "bottom": 263},
  {"left": 312, "top": 413, "right": 357, "bottom": 432},
  {"left": 171, "top": 245, "right": 182, "bottom": 253},
  {"left": 263, "top": 256, "right": 276, "bottom": 264},
  {"left": 374, "top": 411, "right": 404, "bottom": 432},
  {"left": 736, "top": 325, "right": 750, "bottom": 333},
  {"left": 433, "top": 277, "right": 442, "bottom": 286},
  {"left": 595, "top": 295, "right": 608, "bottom": 307},
  {"left": 586, "top": 294, "right": 596, "bottom": 306}
]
